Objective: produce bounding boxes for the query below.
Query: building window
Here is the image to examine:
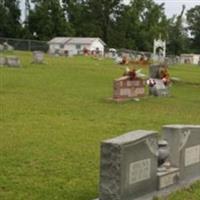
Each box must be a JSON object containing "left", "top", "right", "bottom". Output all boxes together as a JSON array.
[
  {"left": 76, "top": 44, "right": 81, "bottom": 49},
  {"left": 60, "top": 44, "right": 64, "bottom": 48}
]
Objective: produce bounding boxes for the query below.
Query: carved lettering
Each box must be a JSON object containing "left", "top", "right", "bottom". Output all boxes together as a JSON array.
[
  {"left": 185, "top": 145, "right": 200, "bottom": 167},
  {"left": 129, "top": 159, "right": 151, "bottom": 185}
]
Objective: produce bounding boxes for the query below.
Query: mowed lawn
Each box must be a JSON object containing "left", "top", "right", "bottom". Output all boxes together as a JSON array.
[{"left": 0, "top": 51, "right": 200, "bottom": 200}]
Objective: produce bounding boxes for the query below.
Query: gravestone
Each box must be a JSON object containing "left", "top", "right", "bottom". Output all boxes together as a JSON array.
[
  {"left": 113, "top": 76, "right": 145, "bottom": 101},
  {"left": 162, "top": 125, "right": 200, "bottom": 182},
  {"left": 149, "top": 79, "right": 169, "bottom": 96},
  {"left": 0, "top": 44, "right": 4, "bottom": 51},
  {"left": 148, "top": 64, "right": 169, "bottom": 96},
  {"left": 6, "top": 56, "right": 20, "bottom": 67},
  {"left": 149, "top": 64, "right": 163, "bottom": 79},
  {"left": 95, "top": 124, "right": 200, "bottom": 200},
  {"left": 3, "top": 42, "right": 14, "bottom": 51},
  {"left": 0, "top": 56, "right": 6, "bottom": 67},
  {"left": 32, "top": 51, "right": 44, "bottom": 64},
  {"left": 100, "top": 130, "right": 158, "bottom": 200}
]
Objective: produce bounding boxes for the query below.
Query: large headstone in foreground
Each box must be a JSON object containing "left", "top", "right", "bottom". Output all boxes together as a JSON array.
[
  {"left": 113, "top": 76, "right": 145, "bottom": 101},
  {"left": 100, "top": 130, "right": 158, "bottom": 200},
  {"left": 162, "top": 125, "right": 200, "bottom": 182},
  {"left": 95, "top": 125, "right": 200, "bottom": 200}
]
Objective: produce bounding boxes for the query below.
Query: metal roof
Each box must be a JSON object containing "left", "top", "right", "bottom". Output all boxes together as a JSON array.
[
  {"left": 48, "top": 37, "right": 106, "bottom": 46},
  {"left": 48, "top": 37, "right": 71, "bottom": 44}
]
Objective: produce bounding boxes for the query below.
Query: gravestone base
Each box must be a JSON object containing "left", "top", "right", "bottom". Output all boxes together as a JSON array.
[
  {"left": 94, "top": 175, "right": 200, "bottom": 200},
  {"left": 135, "top": 174, "right": 200, "bottom": 200},
  {"left": 157, "top": 168, "right": 179, "bottom": 190}
]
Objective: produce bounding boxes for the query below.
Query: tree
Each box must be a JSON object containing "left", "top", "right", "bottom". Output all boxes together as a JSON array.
[
  {"left": 62, "top": 0, "right": 89, "bottom": 37},
  {"left": 109, "top": 0, "right": 168, "bottom": 51},
  {"left": 167, "top": 5, "right": 189, "bottom": 55},
  {"left": 187, "top": 5, "right": 200, "bottom": 52},
  {"left": 0, "top": 1, "right": 7, "bottom": 37},
  {"left": 62, "top": 0, "right": 123, "bottom": 44},
  {"left": 0, "top": 0, "right": 22, "bottom": 38},
  {"left": 87, "top": 0, "right": 123, "bottom": 43},
  {"left": 28, "top": 0, "right": 74, "bottom": 40}
]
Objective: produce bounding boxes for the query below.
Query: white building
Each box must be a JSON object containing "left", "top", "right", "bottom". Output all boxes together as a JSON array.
[
  {"left": 48, "top": 37, "right": 106, "bottom": 56},
  {"left": 180, "top": 54, "right": 200, "bottom": 65}
]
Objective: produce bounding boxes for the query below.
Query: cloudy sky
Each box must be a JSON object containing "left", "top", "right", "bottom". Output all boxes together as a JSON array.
[
  {"left": 124, "top": 0, "right": 200, "bottom": 17},
  {"left": 154, "top": 0, "right": 200, "bottom": 17}
]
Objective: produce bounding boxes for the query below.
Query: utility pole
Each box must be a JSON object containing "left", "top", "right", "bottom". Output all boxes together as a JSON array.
[{"left": 25, "top": 0, "right": 30, "bottom": 22}]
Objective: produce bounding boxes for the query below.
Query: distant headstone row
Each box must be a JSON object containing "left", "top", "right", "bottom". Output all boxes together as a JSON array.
[
  {"left": 95, "top": 124, "right": 200, "bottom": 200},
  {"left": 0, "top": 51, "right": 45, "bottom": 68}
]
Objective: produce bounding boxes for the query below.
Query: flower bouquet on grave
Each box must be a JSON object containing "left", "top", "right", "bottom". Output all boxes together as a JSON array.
[
  {"left": 159, "top": 67, "right": 170, "bottom": 86},
  {"left": 123, "top": 67, "right": 137, "bottom": 80},
  {"left": 146, "top": 79, "right": 156, "bottom": 87}
]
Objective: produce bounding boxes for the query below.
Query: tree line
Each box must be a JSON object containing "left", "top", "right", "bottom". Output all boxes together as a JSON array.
[{"left": 0, "top": 0, "right": 200, "bottom": 55}]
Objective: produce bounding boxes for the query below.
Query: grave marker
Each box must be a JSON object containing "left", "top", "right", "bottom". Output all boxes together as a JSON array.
[
  {"left": 0, "top": 56, "right": 6, "bottom": 66},
  {"left": 95, "top": 124, "right": 200, "bottom": 200},
  {"left": 163, "top": 125, "right": 200, "bottom": 181},
  {"left": 100, "top": 130, "right": 158, "bottom": 200},
  {"left": 6, "top": 56, "right": 20, "bottom": 67},
  {"left": 113, "top": 76, "right": 145, "bottom": 101},
  {"left": 32, "top": 51, "right": 44, "bottom": 64}
]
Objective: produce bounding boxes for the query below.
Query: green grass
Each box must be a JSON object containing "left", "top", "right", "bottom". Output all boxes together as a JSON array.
[{"left": 0, "top": 51, "right": 200, "bottom": 200}]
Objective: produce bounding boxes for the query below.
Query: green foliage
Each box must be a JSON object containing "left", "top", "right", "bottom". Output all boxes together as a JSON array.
[
  {"left": 0, "top": 0, "right": 21, "bottom": 38},
  {"left": 187, "top": 5, "right": 200, "bottom": 52},
  {"left": 27, "top": 0, "right": 74, "bottom": 40},
  {"left": 167, "top": 6, "right": 190, "bottom": 55},
  {"left": 0, "top": 52, "right": 200, "bottom": 200},
  {"left": 109, "top": 0, "right": 168, "bottom": 50},
  {"left": 1, "top": 0, "right": 200, "bottom": 54}
]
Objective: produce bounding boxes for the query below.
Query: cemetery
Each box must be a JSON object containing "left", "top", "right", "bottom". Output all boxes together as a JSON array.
[
  {"left": 0, "top": 50, "right": 200, "bottom": 200},
  {"left": 1, "top": 0, "right": 200, "bottom": 199}
]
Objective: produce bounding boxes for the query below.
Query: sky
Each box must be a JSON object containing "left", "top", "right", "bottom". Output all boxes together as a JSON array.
[
  {"left": 123, "top": 0, "right": 200, "bottom": 17},
  {"left": 154, "top": 0, "right": 200, "bottom": 17}
]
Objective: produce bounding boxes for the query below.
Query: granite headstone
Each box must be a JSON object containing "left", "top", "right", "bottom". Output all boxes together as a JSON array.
[
  {"left": 100, "top": 130, "right": 158, "bottom": 200},
  {"left": 149, "top": 64, "right": 169, "bottom": 96},
  {"left": 32, "top": 51, "right": 44, "bottom": 64},
  {"left": 149, "top": 79, "right": 169, "bottom": 96},
  {"left": 0, "top": 44, "right": 4, "bottom": 51},
  {"left": 0, "top": 56, "right": 6, "bottom": 66},
  {"left": 162, "top": 125, "right": 200, "bottom": 182},
  {"left": 113, "top": 76, "right": 145, "bottom": 101},
  {"left": 6, "top": 56, "right": 20, "bottom": 67}
]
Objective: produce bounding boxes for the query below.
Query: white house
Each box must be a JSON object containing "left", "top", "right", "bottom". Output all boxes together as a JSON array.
[
  {"left": 48, "top": 37, "right": 106, "bottom": 56},
  {"left": 180, "top": 54, "right": 200, "bottom": 65}
]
